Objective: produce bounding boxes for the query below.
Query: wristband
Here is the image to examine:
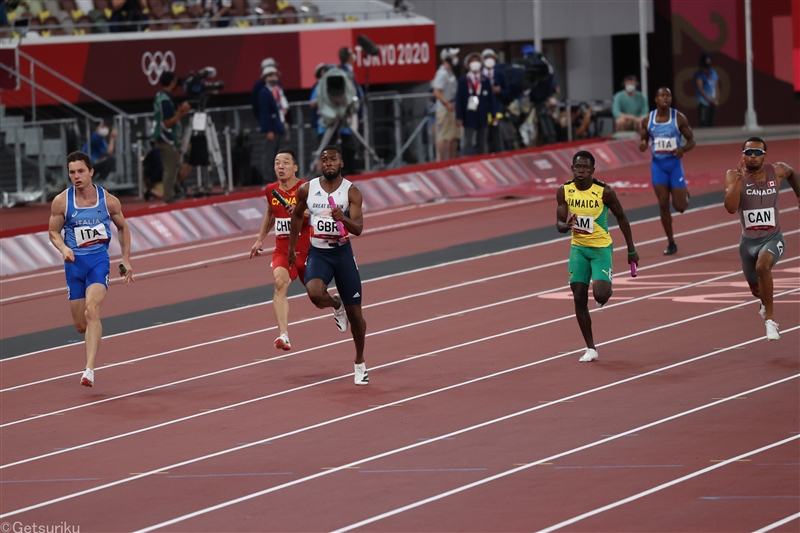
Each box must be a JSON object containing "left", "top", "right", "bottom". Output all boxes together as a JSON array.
[{"left": 627, "top": 250, "right": 637, "bottom": 255}]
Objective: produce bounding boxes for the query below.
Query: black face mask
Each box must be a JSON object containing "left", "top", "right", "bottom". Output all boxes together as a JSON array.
[{"left": 267, "top": 79, "right": 278, "bottom": 87}]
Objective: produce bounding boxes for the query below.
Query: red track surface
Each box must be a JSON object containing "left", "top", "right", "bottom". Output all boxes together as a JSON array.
[{"left": 1, "top": 141, "right": 799, "bottom": 533}]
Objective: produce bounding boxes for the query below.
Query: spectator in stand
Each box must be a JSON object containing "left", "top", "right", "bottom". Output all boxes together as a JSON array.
[
  {"left": 612, "top": 74, "right": 648, "bottom": 133},
  {"left": 456, "top": 51, "right": 497, "bottom": 156},
  {"left": 264, "top": 65, "right": 289, "bottom": 135},
  {"left": 553, "top": 99, "right": 594, "bottom": 141},
  {"left": 482, "top": 48, "right": 509, "bottom": 153},
  {"left": 108, "top": 0, "right": 147, "bottom": 31},
  {"left": 431, "top": 47, "right": 459, "bottom": 161},
  {"left": 151, "top": 71, "right": 190, "bottom": 204},
  {"left": 80, "top": 120, "right": 117, "bottom": 181},
  {"left": 188, "top": 0, "right": 231, "bottom": 27},
  {"left": 258, "top": 65, "right": 284, "bottom": 183},
  {"left": 694, "top": 52, "right": 720, "bottom": 127},
  {"left": 251, "top": 57, "right": 276, "bottom": 120},
  {"left": 309, "top": 62, "right": 329, "bottom": 136}
]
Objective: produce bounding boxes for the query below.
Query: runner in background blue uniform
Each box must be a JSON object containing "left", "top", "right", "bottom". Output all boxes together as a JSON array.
[
  {"left": 49, "top": 151, "right": 135, "bottom": 388},
  {"left": 639, "top": 87, "right": 696, "bottom": 255}
]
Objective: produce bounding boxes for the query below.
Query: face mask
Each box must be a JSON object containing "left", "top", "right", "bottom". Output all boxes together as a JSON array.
[
  {"left": 451, "top": 56, "right": 459, "bottom": 66},
  {"left": 484, "top": 58, "right": 496, "bottom": 69},
  {"left": 469, "top": 61, "right": 482, "bottom": 73},
  {"left": 267, "top": 79, "right": 278, "bottom": 87},
  {"left": 625, "top": 84, "right": 636, "bottom": 94},
  {"left": 97, "top": 127, "right": 109, "bottom": 138}
]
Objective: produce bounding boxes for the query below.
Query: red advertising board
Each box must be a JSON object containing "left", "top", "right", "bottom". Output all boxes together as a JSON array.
[{"left": 0, "top": 21, "right": 436, "bottom": 107}]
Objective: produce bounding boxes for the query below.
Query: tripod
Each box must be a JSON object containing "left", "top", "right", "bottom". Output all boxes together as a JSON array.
[
  {"left": 179, "top": 110, "right": 228, "bottom": 196},
  {"left": 310, "top": 115, "right": 384, "bottom": 176}
]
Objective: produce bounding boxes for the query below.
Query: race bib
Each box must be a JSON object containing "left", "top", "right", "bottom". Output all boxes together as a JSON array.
[
  {"left": 313, "top": 217, "right": 343, "bottom": 237},
  {"left": 654, "top": 137, "right": 677, "bottom": 153},
  {"left": 74, "top": 223, "right": 109, "bottom": 248},
  {"left": 572, "top": 215, "right": 594, "bottom": 235},
  {"left": 743, "top": 208, "right": 775, "bottom": 230},
  {"left": 467, "top": 95, "right": 480, "bottom": 111},
  {"left": 274, "top": 217, "right": 291, "bottom": 236}
]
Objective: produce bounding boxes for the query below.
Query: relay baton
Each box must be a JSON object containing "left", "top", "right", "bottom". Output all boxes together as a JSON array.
[
  {"left": 271, "top": 189, "right": 290, "bottom": 209},
  {"left": 119, "top": 263, "right": 127, "bottom": 276},
  {"left": 630, "top": 262, "right": 637, "bottom": 278},
  {"left": 327, "top": 196, "right": 346, "bottom": 236}
]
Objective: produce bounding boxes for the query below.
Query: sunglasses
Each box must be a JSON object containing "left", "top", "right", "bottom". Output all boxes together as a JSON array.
[{"left": 743, "top": 149, "right": 766, "bottom": 157}]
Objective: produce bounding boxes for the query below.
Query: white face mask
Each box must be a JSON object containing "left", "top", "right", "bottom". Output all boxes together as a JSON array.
[
  {"left": 97, "top": 127, "right": 109, "bottom": 138},
  {"left": 625, "top": 84, "right": 636, "bottom": 94},
  {"left": 469, "top": 61, "right": 482, "bottom": 73},
  {"left": 483, "top": 58, "right": 496, "bottom": 69}
]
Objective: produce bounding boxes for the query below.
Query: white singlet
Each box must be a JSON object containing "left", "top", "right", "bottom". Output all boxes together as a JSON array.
[{"left": 307, "top": 177, "right": 352, "bottom": 248}]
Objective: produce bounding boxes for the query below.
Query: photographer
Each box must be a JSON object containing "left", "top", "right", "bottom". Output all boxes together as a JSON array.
[{"left": 151, "top": 71, "right": 190, "bottom": 204}]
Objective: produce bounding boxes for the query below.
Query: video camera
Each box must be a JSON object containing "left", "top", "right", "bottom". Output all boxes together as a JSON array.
[
  {"left": 500, "top": 53, "right": 555, "bottom": 104},
  {"left": 179, "top": 67, "right": 224, "bottom": 109},
  {"left": 316, "top": 66, "right": 360, "bottom": 129}
]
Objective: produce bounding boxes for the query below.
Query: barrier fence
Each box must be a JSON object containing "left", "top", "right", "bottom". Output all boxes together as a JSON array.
[{"left": 0, "top": 137, "right": 649, "bottom": 276}]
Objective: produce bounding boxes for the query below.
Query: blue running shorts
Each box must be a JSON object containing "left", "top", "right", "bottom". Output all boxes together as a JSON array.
[{"left": 64, "top": 251, "right": 110, "bottom": 300}]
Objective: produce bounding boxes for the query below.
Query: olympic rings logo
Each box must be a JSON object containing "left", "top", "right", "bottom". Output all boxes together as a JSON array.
[{"left": 141, "top": 51, "right": 176, "bottom": 85}]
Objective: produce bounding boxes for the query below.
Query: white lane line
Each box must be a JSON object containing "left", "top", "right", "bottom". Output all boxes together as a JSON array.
[
  {"left": 330, "top": 372, "right": 800, "bottom": 533},
  {"left": 0, "top": 200, "right": 462, "bottom": 285},
  {"left": 3, "top": 273, "right": 796, "bottom": 477},
  {"left": 0, "top": 205, "right": 759, "bottom": 362},
  {"left": 536, "top": 436, "right": 800, "bottom": 533},
  {"left": 3, "top": 223, "right": 797, "bottom": 395},
  {"left": 752, "top": 512, "right": 800, "bottom": 533},
  {"left": 0, "top": 198, "right": 542, "bottom": 298},
  {"left": 5, "top": 243, "right": 786, "bottom": 424},
  {"left": 132, "top": 348, "right": 800, "bottom": 532},
  {"left": 4, "top": 318, "right": 795, "bottom": 522}
]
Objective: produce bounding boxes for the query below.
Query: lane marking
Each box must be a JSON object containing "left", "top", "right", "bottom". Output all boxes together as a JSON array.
[
  {"left": 0, "top": 198, "right": 541, "bottom": 298},
  {"left": 5, "top": 257, "right": 786, "bottom": 426},
  {"left": 536, "top": 437, "right": 800, "bottom": 533},
  {"left": 0, "top": 200, "right": 466, "bottom": 285},
  {"left": 3, "top": 199, "right": 775, "bottom": 346},
  {"left": 753, "top": 512, "right": 800, "bottom": 533},
  {"left": 329, "top": 373, "right": 800, "bottom": 533},
  {"left": 131, "top": 361, "right": 800, "bottom": 532},
  {"left": 7, "top": 221, "right": 792, "bottom": 391},
  {"left": 2, "top": 298, "right": 797, "bottom": 525}
]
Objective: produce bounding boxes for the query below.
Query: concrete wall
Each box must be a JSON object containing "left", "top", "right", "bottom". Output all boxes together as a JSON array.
[
  {"left": 410, "top": 0, "right": 653, "bottom": 45},
  {"left": 566, "top": 35, "right": 614, "bottom": 101}
]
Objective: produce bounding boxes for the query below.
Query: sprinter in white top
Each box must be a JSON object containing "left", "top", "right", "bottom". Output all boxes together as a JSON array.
[{"left": 288, "top": 146, "right": 369, "bottom": 385}]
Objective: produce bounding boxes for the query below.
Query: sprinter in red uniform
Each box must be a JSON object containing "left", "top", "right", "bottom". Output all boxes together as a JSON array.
[{"left": 250, "top": 149, "right": 311, "bottom": 350}]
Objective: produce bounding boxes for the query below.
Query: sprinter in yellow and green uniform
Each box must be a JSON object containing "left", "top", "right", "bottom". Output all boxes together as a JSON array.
[{"left": 556, "top": 150, "right": 639, "bottom": 363}]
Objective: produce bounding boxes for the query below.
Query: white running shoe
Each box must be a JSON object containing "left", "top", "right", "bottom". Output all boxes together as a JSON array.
[
  {"left": 274, "top": 333, "right": 291, "bottom": 351},
  {"left": 354, "top": 363, "right": 369, "bottom": 386},
  {"left": 765, "top": 320, "right": 780, "bottom": 341},
  {"left": 332, "top": 294, "right": 348, "bottom": 332},
  {"left": 579, "top": 348, "right": 599, "bottom": 362},
  {"left": 80, "top": 368, "right": 94, "bottom": 387},
  {"left": 758, "top": 304, "right": 766, "bottom": 320}
]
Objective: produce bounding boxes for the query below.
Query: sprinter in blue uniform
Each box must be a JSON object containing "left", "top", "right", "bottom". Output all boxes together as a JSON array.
[
  {"left": 49, "top": 151, "right": 135, "bottom": 388},
  {"left": 639, "top": 87, "right": 695, "bottom": 255}
]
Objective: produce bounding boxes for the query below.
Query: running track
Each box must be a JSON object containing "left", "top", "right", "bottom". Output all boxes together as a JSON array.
[{"left": 1, "top": 144, "right": 799, "bottom": 533}]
